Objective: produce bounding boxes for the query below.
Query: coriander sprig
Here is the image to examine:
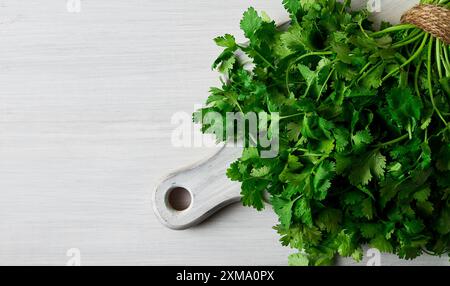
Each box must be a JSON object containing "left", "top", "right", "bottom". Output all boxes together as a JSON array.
[{"left": 196, "top": 0, "right": 450, "bottom": 265}]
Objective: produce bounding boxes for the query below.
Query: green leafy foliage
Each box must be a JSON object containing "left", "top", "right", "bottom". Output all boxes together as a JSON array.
[
  {"left": 386, "top": 87, "right": 422, "bottom": 131},
  {"left": 288, "top": 252, "right": 309, "bottom": 266},
  {"left": 195, "top": 0, "right": 450, "bottom": 265},
  {"left": 240, "top": 7, "right": 263, "bottom": 41}
]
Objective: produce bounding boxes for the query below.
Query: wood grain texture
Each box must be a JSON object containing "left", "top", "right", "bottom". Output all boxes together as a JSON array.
[{"left": 0, "top": 0, "right": 447, "bottom": 265}]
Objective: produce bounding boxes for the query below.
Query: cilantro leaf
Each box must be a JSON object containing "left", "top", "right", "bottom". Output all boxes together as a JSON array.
[
  {"left": 282, "top": 0, "right": 301, "bottom": 15},
  {"left": 294, "top": 197, "right": 313, "bottom": 226},
  {"left": 351, "top": 129, "right": 373, "bottom": 150},
  {"left": 370, "top": 235, "right": 394, "bottom": 253},
  {"left": 312, "top": 161, "right": 335, "bottom": 200},
  {"left": 362, "top": 64, "right": 384, "bottom": 89},
  {"left": 272, "top": 196, "right": 295, "bottom": 227},
  {"left": 250, "top": 165, "right": 271, "bottom": 177},
  {"left": 288, "top": 252, "right": 309, "bottom": 266},
  {"left": 386, "top": 87, "right": 422, "bottom": 129},
  {"left": 241, "top": 179, "right": 267, "bottom": 211},
  {"left": 315, "top": 208, "right": 342, "bottom": 233},
  {"left": 214, "top": 34, "right": 237, "bottom": 48},
  {"left": 240, "top": 7, "right": 263, "bottom": 40},
  {"left": 349, "top": 151, "right": 387, "bottom": 186}
]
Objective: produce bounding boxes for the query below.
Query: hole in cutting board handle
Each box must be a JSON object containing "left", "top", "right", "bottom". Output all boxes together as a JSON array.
[
  {"left": 166, "top": 187, "right": 192, "bottom": 211},
  {"left": 153, "top": 144, "right": 243, "bottom": 229}
]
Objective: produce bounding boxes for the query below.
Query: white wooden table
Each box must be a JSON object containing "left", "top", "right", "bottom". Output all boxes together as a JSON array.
[{"left": 0, "top": 0, "right": 447, "bottom": 266}]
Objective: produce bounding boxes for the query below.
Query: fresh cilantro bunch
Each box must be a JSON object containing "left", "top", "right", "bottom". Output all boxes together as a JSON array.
[{"left": 195, "top": 0, "right": 450, "bottom": 265}]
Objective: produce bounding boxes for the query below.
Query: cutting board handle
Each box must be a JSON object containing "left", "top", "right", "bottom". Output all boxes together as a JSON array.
[{"left": 153, "top": 144, "right": 243, "bottom": 230}]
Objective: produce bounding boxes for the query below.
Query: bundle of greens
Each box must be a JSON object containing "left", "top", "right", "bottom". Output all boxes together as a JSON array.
[{"left": 194, "top": 0, "right": 450, "bottom": 265}]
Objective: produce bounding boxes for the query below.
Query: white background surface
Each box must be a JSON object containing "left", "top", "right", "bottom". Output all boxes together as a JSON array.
[{"left": 0, "top": 0, "right": 447, "bottom": 266}]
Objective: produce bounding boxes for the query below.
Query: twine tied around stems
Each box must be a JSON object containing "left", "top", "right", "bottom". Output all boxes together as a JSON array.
[{"left": 401, "top": 4, "right": 450, "bottom": 44}]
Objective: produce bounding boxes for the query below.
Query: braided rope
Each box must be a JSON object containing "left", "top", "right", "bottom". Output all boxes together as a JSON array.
[{"left": 401, "top": 4, "right": 450, "bottom": 45}]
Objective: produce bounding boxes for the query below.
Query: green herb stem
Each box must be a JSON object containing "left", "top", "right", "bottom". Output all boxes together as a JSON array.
[
  {"left": 285, "top": 51, "right": 333, "bottom": 95},
  {"left": 375, "top": 134, "right": 410, "bottom": 148},
  {"left": 436, "top": 38, "right": 443, "bottom": 79},
  {"left": 370, "top": 24, "right": 417, "bottom": 37},
  {"left": 280, "top": 112, "right": 305, "bottom": 120},
  {"left": 382, "top": 33, "right": 429, "bottom": 82},
  {"left": 427, "top": 39, "right": 448, "bottom": 127},
  {"left": 317, "top": 67, "right": 335, "bottom": 102},
  {"left": 392, "top": 31, "right": 424, "bottom": 48},
  {"left": 414, "top": 61, "right": 423, "bottom": 98},
  {"left": 253, "top": 49, "right": 275, "bottom": 69}
]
